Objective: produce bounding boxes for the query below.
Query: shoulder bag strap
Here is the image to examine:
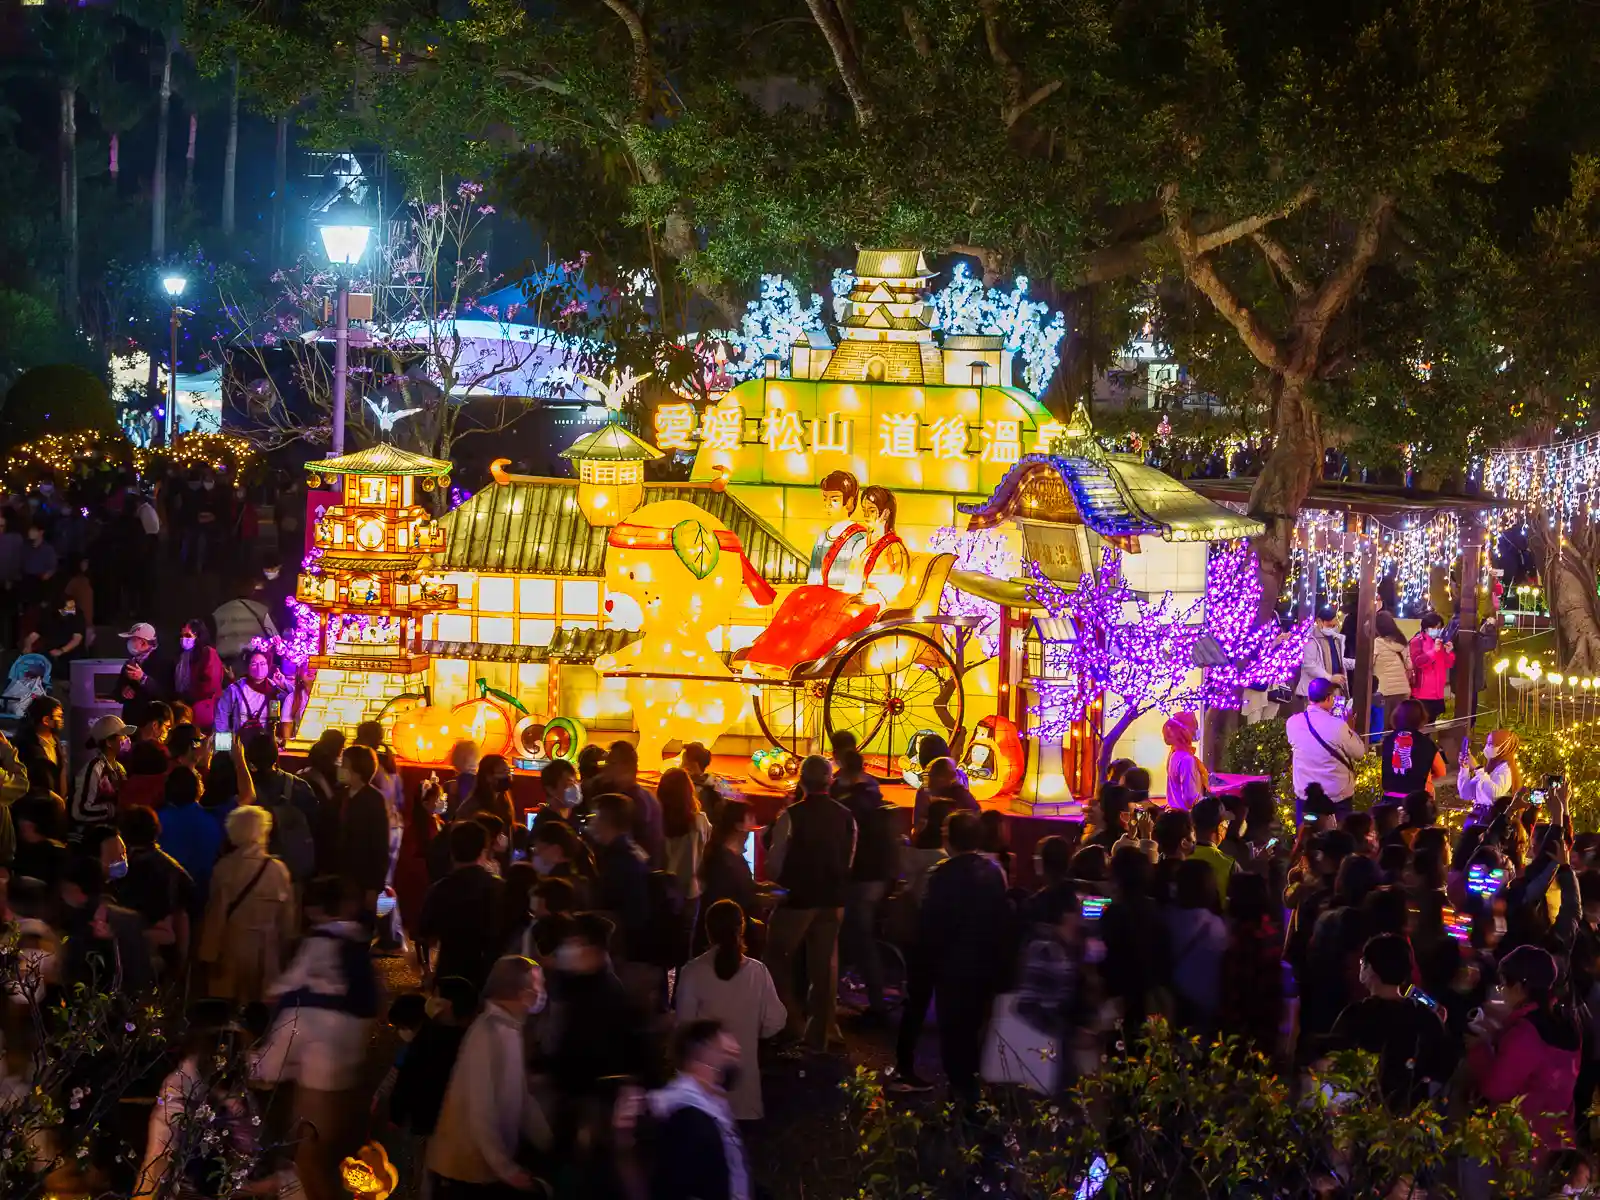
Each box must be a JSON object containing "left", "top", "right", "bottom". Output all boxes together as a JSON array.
[
  {"left": 1299, "top": 711, "right": 1358, "bottom": 774},
  {"left": 226, "top": 859, "right": 274, "bottom": 921}
]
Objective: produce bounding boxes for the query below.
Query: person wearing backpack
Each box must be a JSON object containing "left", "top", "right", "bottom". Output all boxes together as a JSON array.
[{"left": 244, "top": 732, "right": 317, "bottom": 886}]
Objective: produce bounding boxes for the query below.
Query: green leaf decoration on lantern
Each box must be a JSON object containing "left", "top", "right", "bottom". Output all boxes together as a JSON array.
[
  {"left": 475, "top": 677, "right": 530, "bottom": 715},
  {"left": 672, "top": 519, "right": 720, "bottom": 579}
]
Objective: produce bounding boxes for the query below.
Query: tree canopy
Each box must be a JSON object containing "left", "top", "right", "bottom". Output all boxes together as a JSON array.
[{"left": 198, "top": 0, "right": 1600, "bottom": 588}]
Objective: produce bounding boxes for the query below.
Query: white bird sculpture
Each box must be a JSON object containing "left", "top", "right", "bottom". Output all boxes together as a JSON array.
[
  {"left": 365, "top": 395, "right": 423, "bottom": 432},
  {"left": 577, "top": 369, "right": 652, "bottom": 412}
]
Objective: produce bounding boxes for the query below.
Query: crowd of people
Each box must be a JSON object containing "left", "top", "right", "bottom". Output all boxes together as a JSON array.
[{"left": 0, "top": 688, "right": 1593, "bottom": 1197}]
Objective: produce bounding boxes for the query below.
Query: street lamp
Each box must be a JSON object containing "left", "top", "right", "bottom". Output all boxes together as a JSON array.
[
  {"left": 161, "top": 274, "right": 187, "bottom": 446},
  {"left": 317, "top": 195, "right": 372, "bottom": 457}
]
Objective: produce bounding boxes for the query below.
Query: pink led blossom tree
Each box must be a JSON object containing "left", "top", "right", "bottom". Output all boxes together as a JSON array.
[
  {"left": 1029, "top": 547, "right": 1204, "bottom": 776},
  {"left": 1029, "top": 542, "right": 1310, "bottom": 775}
]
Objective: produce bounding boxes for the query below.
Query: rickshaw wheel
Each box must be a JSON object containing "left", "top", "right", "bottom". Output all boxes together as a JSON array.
[{"left": 822, "top": 629, "right": 963, "bottom": 777}]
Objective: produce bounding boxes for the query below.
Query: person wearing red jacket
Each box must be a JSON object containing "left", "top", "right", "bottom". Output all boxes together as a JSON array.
[
  {"left": 1409, "top": 613, "right": 1456, "bottom": 723},
  {"left": 171, "top": 617, "right": 224, "bottom": 732}
]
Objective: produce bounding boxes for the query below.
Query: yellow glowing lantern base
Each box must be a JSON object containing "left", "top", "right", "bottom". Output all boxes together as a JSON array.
[{"left": 595, "top": 499, "right": 758, "bottom": 767}]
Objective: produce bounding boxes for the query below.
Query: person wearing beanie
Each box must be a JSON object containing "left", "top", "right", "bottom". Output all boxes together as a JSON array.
[{"left": 1467, "top": 944, "right": 1582, "bottom": 1153}]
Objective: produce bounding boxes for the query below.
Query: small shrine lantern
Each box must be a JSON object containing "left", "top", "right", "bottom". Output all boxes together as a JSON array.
[{"left": 560, "top": 424, "right": 663, "bottom": 527}]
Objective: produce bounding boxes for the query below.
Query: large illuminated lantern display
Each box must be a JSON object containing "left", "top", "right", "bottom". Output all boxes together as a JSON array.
[{"left": 293, "top": 248, "right": 1272, "bottom": 810}]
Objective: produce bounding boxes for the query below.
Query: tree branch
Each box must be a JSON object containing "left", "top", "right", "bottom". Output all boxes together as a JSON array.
[
  {"left": 1251, "top": 231, "right": 1309, "bottom": 298},
  {"left": 901, "top": 5, "right": 932, "bottom": 59},
  {"left": 803, "top": 0, "right": 876, "bottom": 127},
  {"left": 1302, "top": 193, "right": 1393, "bottom": 332},
  {"left": 598, "top": 0, "right": 651, "bottom": 121},
  {"left": 1193, "top": 184, "right": 1317, "bottom": 253},
  {"left": 977, "top": 0, "right": 1024, "bottom": 115},
  {"left": 1162, "top": 183, "right": 1287, "bottom": 373},
  {"left": 1006, "top": 79, "right": 1062, "bottom": 129}
]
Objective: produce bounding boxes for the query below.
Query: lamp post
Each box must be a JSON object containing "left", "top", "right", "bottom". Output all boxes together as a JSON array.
[
  {"left": 317, "top": 198, "right": 372, "bottom": 457},
  {"left": 161, "top": 274, "right": 186, "bottom": 446}
]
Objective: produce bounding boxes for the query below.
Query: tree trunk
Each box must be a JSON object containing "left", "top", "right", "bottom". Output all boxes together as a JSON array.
[
  {"left": 1548, "top": 535, "right": 1600, "bottom": 675},
  {"left": 1098, "top": 704, "right": 1141, "bottom": 778},
  {"left": 221, "top": 57, "right": 239, "bottom": 237},
  {"left": 59, "top": 84, "right": 78, "bottom": 321},
  {"left": 1247, "top": 373, "right": 1321, "bottom": 617},
  {"left": 151, "top": 30, "right": 174, "bottom": 259},
  {"left": 271, "top": 114, "right": 287, "bottom": 260},
  {"left": 183, "top": 112, "right": 196, "bottom": 208}
]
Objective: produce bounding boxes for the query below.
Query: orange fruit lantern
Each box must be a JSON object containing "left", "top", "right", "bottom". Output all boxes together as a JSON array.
[{"left": 392, "top": 698, "right": 514, "bottom": 766}]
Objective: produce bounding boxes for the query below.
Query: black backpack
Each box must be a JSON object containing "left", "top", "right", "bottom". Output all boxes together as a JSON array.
[
  {"left": 641, "top": 869, "right": 687, "bottom": 968},
  {"left": 264, "top": 773, "right": 317, "bottom": 882}
]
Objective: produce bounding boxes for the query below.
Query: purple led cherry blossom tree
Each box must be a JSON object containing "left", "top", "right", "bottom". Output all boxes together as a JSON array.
[{"left": 1028, "top": 542, "right": 1308, "bottom": 775}]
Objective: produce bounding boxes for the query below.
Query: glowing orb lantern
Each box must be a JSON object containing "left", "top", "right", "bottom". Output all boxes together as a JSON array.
[
  {"left": 392, "top": 697, "right": 514, "bottom": 765},
  {"left": 594, "top": 499, "right": 775, "bottom": 767}
]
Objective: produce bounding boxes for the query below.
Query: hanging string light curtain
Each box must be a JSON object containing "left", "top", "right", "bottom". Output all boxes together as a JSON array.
[{"left": 1482, "top": 433, "right": 1600, "bottom": 538}]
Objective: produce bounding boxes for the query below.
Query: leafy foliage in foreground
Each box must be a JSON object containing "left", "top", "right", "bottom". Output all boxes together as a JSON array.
[{"left": 844, "top": 1020, "right": 1537, "bottom": 1200}]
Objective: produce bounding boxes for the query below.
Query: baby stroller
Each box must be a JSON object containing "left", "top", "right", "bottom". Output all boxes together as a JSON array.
[{"left": 0, "top": 654, "right": 52, "bottom": 734}]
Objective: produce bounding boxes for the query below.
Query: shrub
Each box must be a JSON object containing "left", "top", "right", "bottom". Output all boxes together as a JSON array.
[
  {"left": 1221, "top": 717, "right": 1293, "bottom": 801},
  {"left": 845, "top": 1019, "right": 1539, "bottom": 1200}
]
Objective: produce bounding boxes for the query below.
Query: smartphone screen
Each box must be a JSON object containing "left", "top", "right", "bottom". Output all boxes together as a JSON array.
[
  {"left": 742, "top": 830, "right": 758, "bottom": 875},
  {"left": 525, "top": 811, "right": 536, "bottom": 832},
  {"left": 1530, "top": 790, "right": 1547, "bottom": 808},
  {"left": 213, "top": 730, "right": 233, "bottom": 753}
]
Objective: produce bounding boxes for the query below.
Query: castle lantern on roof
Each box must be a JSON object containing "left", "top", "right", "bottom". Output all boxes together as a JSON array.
[{"left": 821, "top": 249, "right": 943, "bottom": 385}]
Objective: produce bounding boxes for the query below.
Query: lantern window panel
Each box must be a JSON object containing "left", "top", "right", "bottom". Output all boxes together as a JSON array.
[
  {"left": 561, "top": 580, "right": 601, "bottom": 617},
  {"left": 358, "top": 476, "right": 388, "bottom": 505},
  {"left": 477, "top": 616, "right": 515, "bottom": 644},
  {"left": 519, "top": 618, "right": 557, "bottom": 647},
  {"left": 435, "top": 613, "right": 472, "bottom": 641},
  {"left": 519, "top": 578, "right": 557, "bottom": 614},
  {"left": 478, "top": 576, "right": 515, "bottom": 613}
]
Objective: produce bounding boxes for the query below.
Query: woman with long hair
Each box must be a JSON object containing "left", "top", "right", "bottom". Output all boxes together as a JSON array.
[
  {"left": 660, "top": 766, "right": 712, "bottom": 901},
  {"left": 172, "top": 617, "right": 225, "bottom": 733},
  {"left": 851, "top": 485, "right": 910, "bottom": 606},
  {"left": 1459, "top": 729, "right": 1522, "bottom": 815},
  {"left": 458, "top": 754, "right": 517, "bottom": 840},
  {"left": 673, "top": 899, "right": 786, "bottom": 1119},
  {"left": 299, "top": 729, "right": 346, "bottom": 806},
  {"left": 1372, "top": 610, "right": 1414, "bottom": 727}
]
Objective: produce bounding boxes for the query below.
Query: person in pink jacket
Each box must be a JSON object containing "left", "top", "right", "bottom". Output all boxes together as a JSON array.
[
  {"left": 1409, "top": 613, "right": 1456, "bottom": 722},
  {"left": 1467, "top": 944, "right": 1581, "bottom": 1156}
]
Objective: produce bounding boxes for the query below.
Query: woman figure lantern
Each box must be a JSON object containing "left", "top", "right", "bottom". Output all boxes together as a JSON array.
[
  {"left": 595, "top": 500, "right": 775, "bottom": 767},
  {"left": 741, "top": 478, "right": 909, "bottom": 674}
]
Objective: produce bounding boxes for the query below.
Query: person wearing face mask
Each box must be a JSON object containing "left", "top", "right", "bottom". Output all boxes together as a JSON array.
[
  {"left": 259, "top": 555, "right": 295, "bottom": 633},
  {"left": 642, "top": 1019, "right": 752, "bottom": 1200},
  {"left": 59, "top": 850, "right": 155, "bottom": 994},
  {"left": 70, "top": 714, "right": 133, "bottom": 840},
  {"left": 21, "top": 592, "right": 85, "bottom": 664},
  {"left": 426, "top": 955, "right": 552, "bottom": 1197},
  {"left": 531, "top": 759, "right": 581, "bottom": 828},
  {"left": 1458, "top": 728, "right": 1522, "bottom": 818},
  {"left": 17, "top": 522, "right": 58, "bottom": 616},
  {"left": 394, "top": 779, "right": 447, "bottom": 963},
  {"left": 171, "top": 618, "right": 224, "bottom": 732},
  {"left": 529, "top": 819, "right": 597, "bottom": 907},
  {"left": 215, "top": 648, "right": 291, "bottom": 739},
  {"left": 457, "top": 755, "right": 518, "bottom": 848},
  {"left": 1467, "top": 944, "right": 1583, "bottom": 1155},
  {"left": 1322, "top": 933, "right": 1457, "bottom": 1112},
  {"left": 114, "top": 622, "right": 167, "bottom": 723},
  {"left": 1289, "top": 604, "right": 1350, "bottom": 715}
]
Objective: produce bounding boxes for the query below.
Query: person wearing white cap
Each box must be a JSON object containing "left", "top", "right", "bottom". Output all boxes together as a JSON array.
[
  {"left": 113, "top": 621, "right": 165, "bottom": 722},
  {"left": 70, "top": 713, "right": 133, "bottom": 838}
]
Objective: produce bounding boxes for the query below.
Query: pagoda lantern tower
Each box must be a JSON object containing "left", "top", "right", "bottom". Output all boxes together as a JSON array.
[
  {"left": 560, "top": 423, "right": 664, "bottom": 527},
  {"left": 294, "top": 444, "right": 459, "bottom": 742},
  {"left": 821, "top": 249, "right": 942, "bottom": 384}
]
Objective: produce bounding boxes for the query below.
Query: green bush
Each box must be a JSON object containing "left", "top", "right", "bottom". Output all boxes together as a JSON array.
[
  {"left": 1221, "top": 717, "right": 1293, "bottom": 801},
  {"left": 844, "top": 1019, "right": 1539, "bottom": 1200},
  {"left": 1, "top": 364, "right": 115, "bottom": 449}
]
